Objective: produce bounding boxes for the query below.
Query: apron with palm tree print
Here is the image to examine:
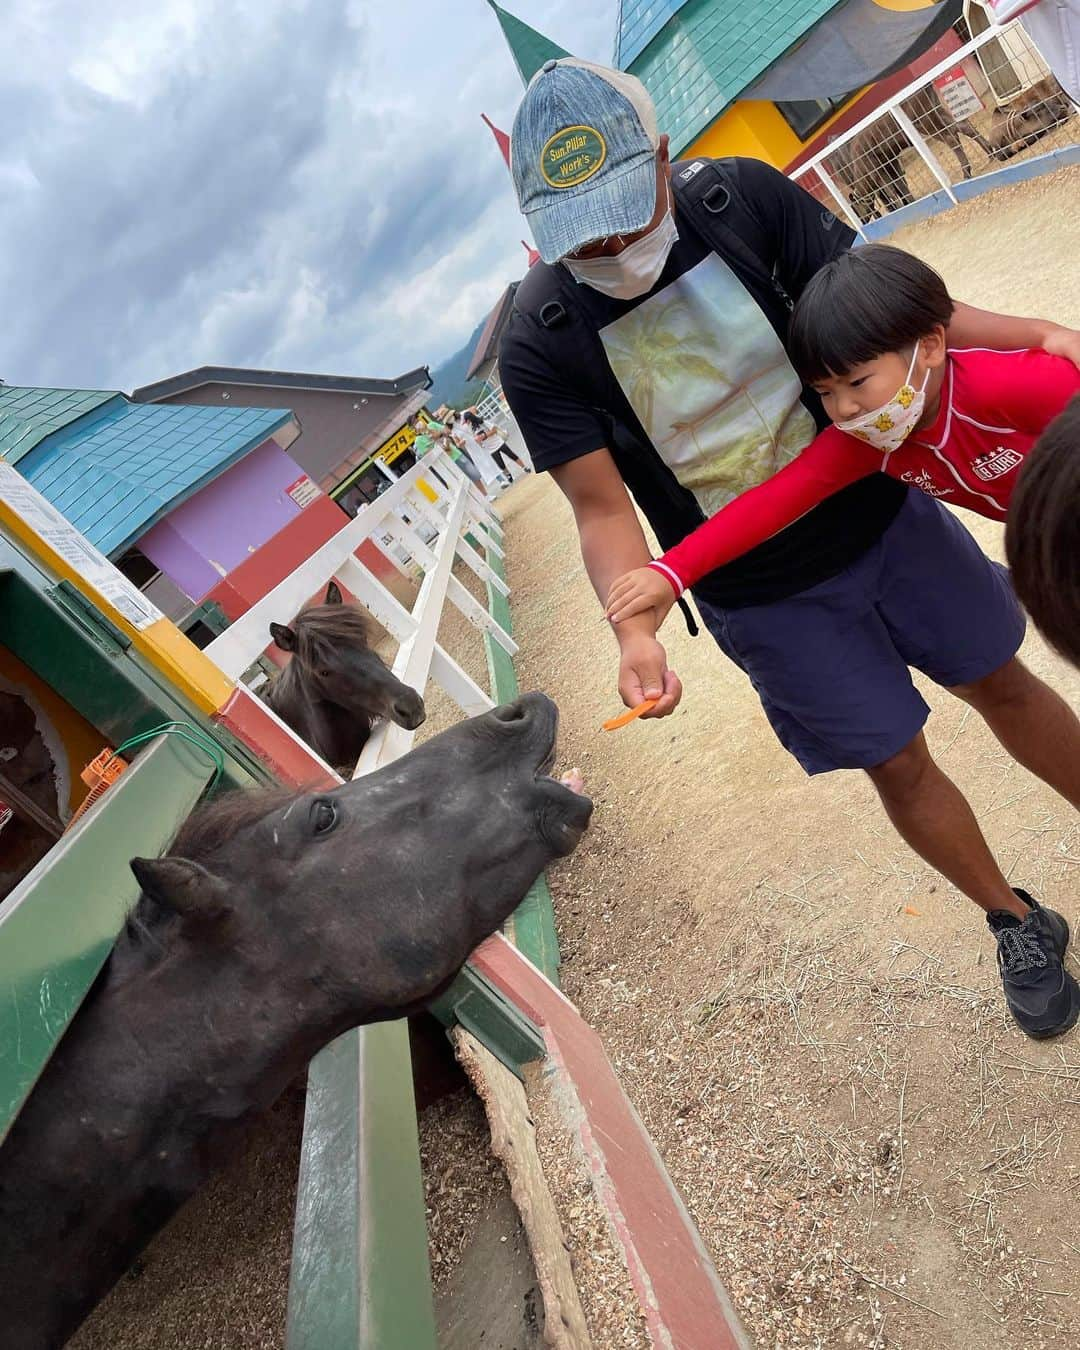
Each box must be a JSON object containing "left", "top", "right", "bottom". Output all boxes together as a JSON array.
[{"left": 599, "top": 251, "right": 817, "bottom": 519}]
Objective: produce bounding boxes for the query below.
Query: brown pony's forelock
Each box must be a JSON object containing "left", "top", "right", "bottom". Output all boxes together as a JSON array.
[{"left": 291, "top": 602, "right": 372, "bottom": 666}]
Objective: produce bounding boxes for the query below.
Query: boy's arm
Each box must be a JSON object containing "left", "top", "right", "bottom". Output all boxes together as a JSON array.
[
  {"left": 985, "top": 350, "right": 1080, "bottom": 433},
  {"left": 656, "top": 429, "right": 873, "bottom": 594},
  {"left": 949, "top": 301, "right": 1080, "bottom": 369}
]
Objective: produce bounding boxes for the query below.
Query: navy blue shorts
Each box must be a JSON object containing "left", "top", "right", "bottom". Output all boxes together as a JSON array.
[{"left": 694, "top": 491, "right": 1026, "bottom": 776}]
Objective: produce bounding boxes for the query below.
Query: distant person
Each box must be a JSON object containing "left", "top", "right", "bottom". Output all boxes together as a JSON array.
[
  {"left": 447, "top": 410, "right": 503, "bottom": 486},
  {"left": 414, "top": 414, "right": 488, "bottom": 496},
  {"left": 463, "top": 408, "right": 532, "bottom": 481},
  {"left": 1006, "top": 397, "right": 1080, "bottom": 666}
]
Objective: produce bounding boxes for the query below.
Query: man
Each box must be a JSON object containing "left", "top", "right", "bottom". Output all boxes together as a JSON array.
[{"left": 499, "top": 59, "right": 1080, "bottom": 1038}]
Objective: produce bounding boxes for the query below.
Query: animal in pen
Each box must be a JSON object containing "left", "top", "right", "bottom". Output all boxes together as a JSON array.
[
  {"left": 985, "top": 75, "right": 1075, "bottom": 156},
  {"left": 262, "top": 579, "right": 426, "bottom": 771},
  {"left": 0, "top": 693, "right": 593, "bottom": 1350},
  {"left": 832, "top": 87, "right": 997, "bottom": 222}
]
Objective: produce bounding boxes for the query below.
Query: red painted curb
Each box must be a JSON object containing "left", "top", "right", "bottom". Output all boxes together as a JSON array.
[
  {"left": 214, "top": 687, "right": 339, "bottom": 790},
  {"left": 472, "top": 933, "right": 750, "bottom": 1350}
]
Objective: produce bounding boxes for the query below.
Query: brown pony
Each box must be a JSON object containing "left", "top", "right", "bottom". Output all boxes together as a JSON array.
[{"left": 263, "top": 582, "right": 425, "bottom": 770}]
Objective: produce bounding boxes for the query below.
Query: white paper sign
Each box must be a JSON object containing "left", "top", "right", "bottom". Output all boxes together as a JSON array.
[
  {"left": 286, "top": 474, "right": 321, "bottom": 509},
  {"left": 934, "top": 70, "right": 985, "bottom": 122},
  {"left": 0, "top": 461, "right": 163, "bottom": 630}
]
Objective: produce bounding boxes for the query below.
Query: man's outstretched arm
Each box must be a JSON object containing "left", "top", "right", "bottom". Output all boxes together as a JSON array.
[{"left": 551, "top": 448, "right": 683, "bottom": 718}]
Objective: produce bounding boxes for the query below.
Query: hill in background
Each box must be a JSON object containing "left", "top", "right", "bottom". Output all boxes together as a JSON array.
[{"left": 427, "top": 316, "right": 487, "bottom": 410}]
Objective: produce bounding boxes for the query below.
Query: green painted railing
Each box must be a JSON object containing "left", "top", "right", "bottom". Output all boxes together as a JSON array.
[
  {"left": 286, "top": 1024, "right": 438, "bottom": 1349},
  {"left": 0, "top": 735, "right": 217, "bottom": 1142},
  {"left": 483, "top": 545, "right": 562, "bottom": 983}
]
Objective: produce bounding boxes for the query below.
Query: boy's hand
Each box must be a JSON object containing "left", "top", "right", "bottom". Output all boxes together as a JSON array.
[
  {"left": 1043, "top": 325, "right": 1080, "bottom": 371},
  {"left": 606, "top": 566, "right": 678, "bottom": 627}
]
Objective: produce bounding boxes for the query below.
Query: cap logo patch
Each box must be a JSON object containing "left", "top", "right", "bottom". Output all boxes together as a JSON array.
[{"left": 540, "top": 125, "right": 607, "bottom": 189}]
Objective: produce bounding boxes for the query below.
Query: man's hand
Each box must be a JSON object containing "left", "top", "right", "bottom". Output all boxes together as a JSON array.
[
  {"left": 1042, "top": 325, "right": 1080, "bottom": 371},
  {"left": 606, "top": 566, "right": 678, "bottom": 627},
  {"left": 547, "top": 449, "right": 683, "bottom": 720},
  {"left": 617, "top": 630, "right": 682, "bottom": 719}
]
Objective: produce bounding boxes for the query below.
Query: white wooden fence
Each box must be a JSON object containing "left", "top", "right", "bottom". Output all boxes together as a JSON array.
[
  {"left": 206, "top": 447, "right": 515, "bottom": 776},
  {"left": 789, "top": 17, "right": 1079, "bottom": 236}
]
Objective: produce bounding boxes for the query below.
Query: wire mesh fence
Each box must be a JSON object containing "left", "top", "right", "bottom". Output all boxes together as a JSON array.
[{"left": 792, "top": 19, "right": 1078, "bottom": 230}]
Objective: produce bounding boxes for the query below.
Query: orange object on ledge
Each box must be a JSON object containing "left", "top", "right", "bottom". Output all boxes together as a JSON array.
[{"left": 64, "top": 749, "right": 129, "bottom": 831}]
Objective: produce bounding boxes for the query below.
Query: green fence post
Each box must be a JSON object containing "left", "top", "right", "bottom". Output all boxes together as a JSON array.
[{"left": 286, "top": 1022, "right": 437, "bottom": 1350}]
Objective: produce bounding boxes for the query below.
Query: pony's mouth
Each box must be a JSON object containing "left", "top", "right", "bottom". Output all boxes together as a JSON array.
[{"left": 533, "top": 727, "right": 592, "bottom": 854}]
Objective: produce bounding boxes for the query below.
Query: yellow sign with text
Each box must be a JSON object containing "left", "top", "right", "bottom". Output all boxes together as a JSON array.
[{"left": 374, "top": 424, "right": 417, "bottom": 465}]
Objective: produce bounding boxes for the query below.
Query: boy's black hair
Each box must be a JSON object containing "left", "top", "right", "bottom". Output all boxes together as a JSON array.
[
  {"left": 1006, "top": 396, "right": 1080, "bottom": 669},
  {"left": 788, "top": 244, "right": 955, "bottom": 384}
]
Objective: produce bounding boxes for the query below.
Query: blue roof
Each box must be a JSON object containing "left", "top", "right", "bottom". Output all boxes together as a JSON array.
[
  {"left": 614, "top": 0, "right": 689, "bottom": 67},
  {"left": 624, "top": 0, "right": 844, "bottom": 155},
  {"left": 1, "top": 386, "right": 296, "bottom": 557}
]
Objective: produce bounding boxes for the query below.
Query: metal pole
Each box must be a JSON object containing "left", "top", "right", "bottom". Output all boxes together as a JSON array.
[{"left": 890, "top": 103, "right": 958, "bottom": 204}]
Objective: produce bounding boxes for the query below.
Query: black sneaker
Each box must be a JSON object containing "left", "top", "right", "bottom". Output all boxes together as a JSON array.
[{"left": 988, "top": 889, "right": 1080, "bottom": 1039}]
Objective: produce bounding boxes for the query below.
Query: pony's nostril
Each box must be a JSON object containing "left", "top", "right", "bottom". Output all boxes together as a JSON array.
[
  {"left": 393, "top": 696, "right": 426, "bottom": 728},
  {"left": 493, "top": 701, "right": 527, "bottom": 724}
]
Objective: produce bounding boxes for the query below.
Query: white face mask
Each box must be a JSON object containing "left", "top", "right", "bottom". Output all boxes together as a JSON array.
[
  {"left": 835, "top": 347, "right": 930, "bottom": 454},
  {"left": 563, "top": 191, "right": 679, "bottom": 301}
]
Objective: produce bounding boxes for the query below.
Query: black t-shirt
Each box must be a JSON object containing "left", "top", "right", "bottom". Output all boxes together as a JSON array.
[{"left": 498, "top": 157, "right": 907, "bottom": 609}]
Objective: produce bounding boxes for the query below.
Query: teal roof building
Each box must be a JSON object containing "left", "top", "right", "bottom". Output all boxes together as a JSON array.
[{"left": 0, "top": 385, "right": 297, "bottom": 558}]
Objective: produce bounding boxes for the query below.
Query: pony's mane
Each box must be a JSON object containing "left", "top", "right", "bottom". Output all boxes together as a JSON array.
[
  {"left": 291, "top": 601, "right": 372, "bottom": 666},
  {"left": 166, "top": 783, "right": 303, "bottom": 863}
]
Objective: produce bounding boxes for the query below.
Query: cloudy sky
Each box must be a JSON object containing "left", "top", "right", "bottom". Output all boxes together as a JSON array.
[{"left": 2, "top": 0, "right": 614, "bottom": 392}]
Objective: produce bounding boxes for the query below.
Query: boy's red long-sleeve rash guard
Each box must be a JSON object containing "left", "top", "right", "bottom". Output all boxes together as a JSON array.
[{"left": 652, "top": 348, "right": 1080, "bottom": 596}]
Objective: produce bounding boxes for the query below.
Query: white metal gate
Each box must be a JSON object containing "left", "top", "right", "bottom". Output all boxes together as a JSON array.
[{"left": 790, "top": 17, "right": 1079, "bottom": 236}]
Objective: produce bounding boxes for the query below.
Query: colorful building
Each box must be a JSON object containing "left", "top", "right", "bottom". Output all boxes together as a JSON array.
[
  {"left": 132, "top": 365, "right": 432, "bottom": 496},
  {"left": 0, "top": 385, "right": 357, "bottom": 630},
  {"left": 489, "top": 0, "right": 967, "bottom": 174}
]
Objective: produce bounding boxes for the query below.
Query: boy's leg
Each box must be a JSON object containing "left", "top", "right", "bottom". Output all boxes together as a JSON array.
[
  {"left": 865, "top": 732, "right": 1025, "bottom": 917},
  {"left": 949, "top": 657, "right": 1080, "bottom": 810},
  {"left": 866, "top": 729, "right": 1079, "bottom": 1038}
]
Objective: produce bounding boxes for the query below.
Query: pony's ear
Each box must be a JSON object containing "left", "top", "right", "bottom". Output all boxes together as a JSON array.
[
  {"left": 130, "top": 857, "right": 231, "bottom": 925},
  {"left": 325, "top": 581, "right": 343, "bottom": 606},
  {"left": 270, "top": 622, "right": 297, "bottom": 652}
]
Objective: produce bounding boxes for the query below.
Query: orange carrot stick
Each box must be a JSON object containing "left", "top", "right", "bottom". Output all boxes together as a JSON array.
[{"left": 602, "top": 698, "right": 658, "bottom": 731}]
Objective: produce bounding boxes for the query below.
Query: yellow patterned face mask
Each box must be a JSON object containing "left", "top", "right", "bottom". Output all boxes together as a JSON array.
[{"left": 836, "top": 348, "right": 929, "bottom": 454}]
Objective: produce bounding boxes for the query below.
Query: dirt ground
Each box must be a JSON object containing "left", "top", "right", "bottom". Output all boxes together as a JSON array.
[{"left": 500, "top": 166, "right": 1080, "bottom": 1350}]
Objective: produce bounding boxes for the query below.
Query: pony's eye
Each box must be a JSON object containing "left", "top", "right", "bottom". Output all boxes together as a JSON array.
[
  {"left": 311, "top": 799, "right": 339, "bottom": 836},
  {"left": 318, "top": 669, "right": 332, "bottom": 679}
]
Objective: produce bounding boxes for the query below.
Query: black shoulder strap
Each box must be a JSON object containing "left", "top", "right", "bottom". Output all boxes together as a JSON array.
[
  {"left": 671, "top": 157, "right": 793, "bottom": 313},
  {"left": 512, "top": 255, "right": 576, "bottom": 332}
]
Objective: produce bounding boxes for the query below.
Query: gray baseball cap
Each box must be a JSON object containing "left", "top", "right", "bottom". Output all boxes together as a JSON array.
[{"left": 510, "top": 58, "right": 661, "bottom": 265}]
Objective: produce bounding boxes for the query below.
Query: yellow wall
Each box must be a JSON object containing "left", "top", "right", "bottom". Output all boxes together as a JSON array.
[{"left": 684, "top": 91, "right": 873, "bottom": 171}]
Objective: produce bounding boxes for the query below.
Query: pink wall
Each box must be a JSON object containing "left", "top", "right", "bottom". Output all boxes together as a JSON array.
[{"left": 137, "top": 439, "right": 317, "bottom": 601}]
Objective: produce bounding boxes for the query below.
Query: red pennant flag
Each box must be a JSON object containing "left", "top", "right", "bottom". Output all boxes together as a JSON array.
[{"left": 481, "top": 112, "right": 512, "bottom": 169}]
